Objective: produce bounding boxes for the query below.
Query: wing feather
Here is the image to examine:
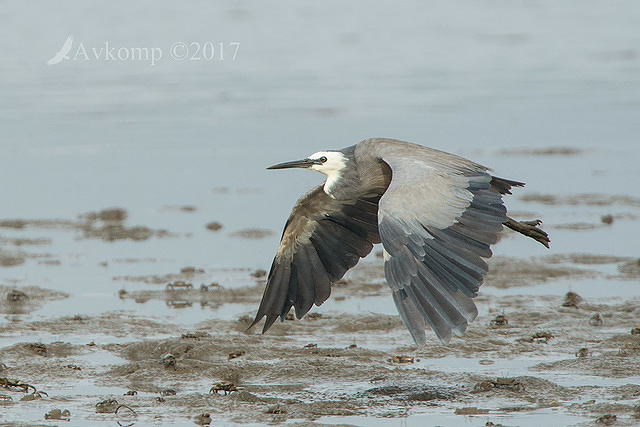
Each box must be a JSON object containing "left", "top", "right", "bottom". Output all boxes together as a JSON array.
[
  {"left": 365, "top": 139, "right": 509, "bottom": 345},
  {"left": 251, "top": 186, "right": 380, "bottom": 331},
  {"left": 260, "top": 260, "right": 292, "bottom": 332},
  {"left": 292, "top": 245, "right": 315, "bottom": 317},
  {"left": 304, "top": 243, "right": 333, "bottom": 305}
]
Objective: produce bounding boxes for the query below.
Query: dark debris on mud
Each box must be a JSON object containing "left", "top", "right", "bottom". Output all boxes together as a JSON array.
[
  {"left": 519, "top": 192, "right": 640, "bottom": 208},
  {"left": 0, "top": 207, "right": 174, "bottom": 243},
  {"left": 0, "top": 285, "right": 68, "bottom": 315},
  {"left": 499, "top": 147, "right": 585, "bottom": 157},
  {"left": 2, "top": 255, "right": 640, "bottom": 425}
]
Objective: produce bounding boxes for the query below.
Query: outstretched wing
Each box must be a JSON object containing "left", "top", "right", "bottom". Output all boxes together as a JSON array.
[
  {"left": 251, "top": 185, "right": 381, "bottom": 333},
  {"left": 376, "top": 149, "right": 508, "bottom": 346}
]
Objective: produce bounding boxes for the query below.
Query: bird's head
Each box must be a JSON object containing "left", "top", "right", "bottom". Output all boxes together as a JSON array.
[{"left": 267, "top": 151, "right": 348, "bottom": 177}]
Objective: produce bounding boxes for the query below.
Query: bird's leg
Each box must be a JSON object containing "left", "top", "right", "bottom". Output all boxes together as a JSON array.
[{"left": 504, "top": 217, "right": 550, "bottom": 248}]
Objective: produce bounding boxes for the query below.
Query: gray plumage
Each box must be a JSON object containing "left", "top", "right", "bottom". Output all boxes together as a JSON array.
[{"left": 250, "top": 138, "right": 549, "bottom": 346}]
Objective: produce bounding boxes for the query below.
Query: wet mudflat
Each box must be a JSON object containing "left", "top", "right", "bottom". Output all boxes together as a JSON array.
[{"left": 1, "top": 209, "right": 640, "bottom": 426}]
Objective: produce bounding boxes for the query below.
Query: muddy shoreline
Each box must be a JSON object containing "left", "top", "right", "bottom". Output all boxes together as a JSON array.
[{"left": 2, "top": 247, "right": 640, "bottom": 425}]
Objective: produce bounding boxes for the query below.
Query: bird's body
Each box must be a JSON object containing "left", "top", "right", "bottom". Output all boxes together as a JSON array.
[{"left": 251, "top": 138, "right": 549, "bottom": 346}]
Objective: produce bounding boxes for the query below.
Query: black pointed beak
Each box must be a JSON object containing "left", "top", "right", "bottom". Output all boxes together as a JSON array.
[{"left": 267, "top": 158, "right": 318, "bottom": 170}]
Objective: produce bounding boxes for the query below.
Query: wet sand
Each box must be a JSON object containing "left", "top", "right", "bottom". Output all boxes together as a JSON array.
[{"left": 1, "top": 234, "right": 640, "bottom": 425}]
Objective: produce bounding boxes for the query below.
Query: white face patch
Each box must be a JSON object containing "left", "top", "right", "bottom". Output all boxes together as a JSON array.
[{"left": 307, "top": 151, "right": 348, "bottom": 196}]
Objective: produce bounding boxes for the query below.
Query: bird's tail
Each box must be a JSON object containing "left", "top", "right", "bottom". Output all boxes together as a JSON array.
[
  {"left": 504, "top": 217, "right": 550, "bottom": 248},
  {"left": 490, "top": 176, "right": 524, "bottom": 195}
]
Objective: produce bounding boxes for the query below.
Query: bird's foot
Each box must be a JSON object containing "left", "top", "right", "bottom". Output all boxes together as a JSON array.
[{"left": 504, "top": 217, "right": 550, "bottom": 248}]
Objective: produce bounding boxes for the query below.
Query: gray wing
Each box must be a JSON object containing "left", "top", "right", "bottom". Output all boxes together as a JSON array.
[
  {"left": 377, "top": 153, "right": 508, "bottom": 346},
  {"left": 251, "top": 185, "right": 381, "bottom": 333}
]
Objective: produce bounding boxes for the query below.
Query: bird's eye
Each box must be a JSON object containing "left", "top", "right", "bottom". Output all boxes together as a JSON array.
[{"left": 319, "top": 156, "right": 327, "bottom": 163}]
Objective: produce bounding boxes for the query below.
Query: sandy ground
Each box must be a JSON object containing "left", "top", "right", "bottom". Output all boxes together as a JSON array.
[{"left": 1, "top": 229, "right": 640, "bottom": 426}]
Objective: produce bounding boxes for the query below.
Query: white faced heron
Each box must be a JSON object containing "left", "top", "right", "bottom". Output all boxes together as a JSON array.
[{"left": 250, "top": 138, "right": 549, "bottom": 346}]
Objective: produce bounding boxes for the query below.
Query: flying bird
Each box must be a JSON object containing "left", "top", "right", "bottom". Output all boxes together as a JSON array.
[{"left": 250, "top": 138, "right": 549, "bottom": 346}]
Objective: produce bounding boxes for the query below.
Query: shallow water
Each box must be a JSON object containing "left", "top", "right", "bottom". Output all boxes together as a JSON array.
[{"left": 1, "top": 1, "right": 640, "bottom": 426}]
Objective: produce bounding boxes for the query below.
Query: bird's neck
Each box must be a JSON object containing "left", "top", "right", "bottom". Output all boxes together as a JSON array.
[
  {"left": 323, "top": 171, "right": 343, "bottom": 197},
  {"left": 323, "top": 166, "right": 361, "bottom": 200}
]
